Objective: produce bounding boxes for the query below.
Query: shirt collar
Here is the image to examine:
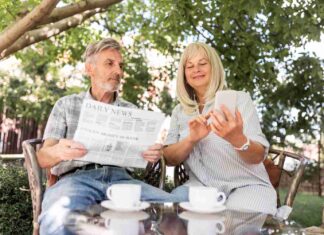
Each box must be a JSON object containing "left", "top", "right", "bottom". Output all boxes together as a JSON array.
[{"left": 85, "top": 88, "right": 121, "bottom": 105}]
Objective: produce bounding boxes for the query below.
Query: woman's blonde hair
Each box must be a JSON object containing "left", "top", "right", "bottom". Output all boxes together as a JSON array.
[{"left": 176, "top": 42, "right": 226, "bottom": 114}]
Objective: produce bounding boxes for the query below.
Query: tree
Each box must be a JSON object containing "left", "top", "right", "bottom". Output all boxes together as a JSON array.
[
  {"left": 0, "top": 0, "right": 122, "bottom": 59},
  {"left": 1, "top": 0, "right": 323, "bottom": 149},
  {"left": 104, "top": 0, "right": 324, "bottom": 146},
  {"left": 1, "top": 0, "right": 323, "bottom": 196},
  {"left": 0, "top": 59, "right": 84, "bottom": 123}
]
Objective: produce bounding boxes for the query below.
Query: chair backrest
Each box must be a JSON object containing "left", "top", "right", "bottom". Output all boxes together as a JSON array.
[
  {"left": 266, "top": 149, "right": 309, "bottom": 207},
  {"left": 144, "top": 158, "right": 166, "bottom": 189},
  {"left": 174, "top": 148, "right": 309, "bottom": 208}
]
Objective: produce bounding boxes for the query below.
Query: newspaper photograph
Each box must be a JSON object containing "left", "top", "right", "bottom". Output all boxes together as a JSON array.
[{"left": 73, "top": 99, "right": 166, "bottom": 168}]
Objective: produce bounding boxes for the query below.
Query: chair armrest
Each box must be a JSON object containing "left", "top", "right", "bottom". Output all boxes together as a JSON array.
[{"left": 22, "top": 138, "right": 45, "bottom": 232}]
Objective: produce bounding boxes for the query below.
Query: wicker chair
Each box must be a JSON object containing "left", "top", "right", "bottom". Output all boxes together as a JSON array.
[
  {"left": 22, "top": 138, "right": 166, "bottom": 235},
  {"left": 174, "top": 148, "right": 309, "bottom": 208}
]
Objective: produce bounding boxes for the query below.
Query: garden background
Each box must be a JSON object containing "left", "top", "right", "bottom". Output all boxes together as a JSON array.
[{"left": 0, "top": 0, "right": 323, "bottom": 233}]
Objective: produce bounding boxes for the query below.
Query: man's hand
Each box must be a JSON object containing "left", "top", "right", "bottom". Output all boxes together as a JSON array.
[
  {"left": 141, "top": 143, "right": 163, "bottom": 163},
  {"left": 52, "top": 139, "right": 87, "bottom": 161},
  {"left": 187, "top": 113, "right": 211, "bottom": 144},
  {"left": 37, "top": 138, "right": 88, "bottom": 168}
]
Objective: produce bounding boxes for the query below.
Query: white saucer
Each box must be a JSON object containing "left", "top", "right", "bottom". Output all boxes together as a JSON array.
[
  {"left": 100, "top": 210, "right": 149, "bottom": 220},
  {"left": 179, "top": 211, "right": 225, "bottom": 221},
  {"left": 101, "top": 200, "right": 150, "bottom": 212},
  {"left": 179, "top": 202, "right": 226, "bottom": 214}
]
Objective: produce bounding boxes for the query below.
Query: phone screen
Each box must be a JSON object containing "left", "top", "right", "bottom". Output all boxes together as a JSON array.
[{"left": 214, "top": 90, "right": 237, "bottom": 117}]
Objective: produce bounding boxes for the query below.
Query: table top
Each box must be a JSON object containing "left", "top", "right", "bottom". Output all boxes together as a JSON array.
[{"left": 65, "top": 203, "right": 305, "bottom": 235}]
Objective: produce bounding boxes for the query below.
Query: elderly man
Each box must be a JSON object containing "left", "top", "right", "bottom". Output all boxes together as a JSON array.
[{"left": 37, "top": 38, "right": 177, "bottom": 235}]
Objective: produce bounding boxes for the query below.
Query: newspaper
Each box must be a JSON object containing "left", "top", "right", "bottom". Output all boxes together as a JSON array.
[{"left": 73, "top": 99, "right": 166, "bottom": 168}]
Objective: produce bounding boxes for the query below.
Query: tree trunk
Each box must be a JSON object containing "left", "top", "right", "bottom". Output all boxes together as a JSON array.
[
  {"left": 319, "top": 131, "right": 323, "bottom": 196},
  {"left": 0, "top": 0, "right": 123, "bottom": 60}
]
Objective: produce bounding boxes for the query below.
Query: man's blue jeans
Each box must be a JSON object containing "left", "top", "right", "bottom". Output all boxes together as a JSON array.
[{"left": 39, "top": 166, "right": 181, "bottom": 235}]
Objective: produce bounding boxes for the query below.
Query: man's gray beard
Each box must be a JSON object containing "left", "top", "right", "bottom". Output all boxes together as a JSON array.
[{"left": 100, "top": 82, "right": 121, "bottom": 93}]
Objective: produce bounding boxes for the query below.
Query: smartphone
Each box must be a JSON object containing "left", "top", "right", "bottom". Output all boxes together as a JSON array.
[{"left": 214, "top": 90, "right": 237, "bottom": 117}]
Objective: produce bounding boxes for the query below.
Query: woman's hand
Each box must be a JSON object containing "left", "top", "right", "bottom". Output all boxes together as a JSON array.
[
  {"left": 188, "top": 113, "right": 211, "bottom": 144},
  {"left": 209, "top": 106, "right": 247, "bottom": 148},
  {"left": 163, "top": 114, "right": 211, "bottom": 166}
]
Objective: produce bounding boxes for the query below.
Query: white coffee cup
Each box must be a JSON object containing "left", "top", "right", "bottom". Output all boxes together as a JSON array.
[
  {"left": 188, "top": 219, "right": 225, "bottom": 235},
  {"left": 189, "top": 186, "right": 226, "bottom": 208},
  {"left": 105, "top": 218, "right": 139, "bottom": 235},
  {"left": 214, "top": 90, "right": 237, "bottom": 117},
  {"left": 106, "top": 184, "right": 141, "bottom": 208}
]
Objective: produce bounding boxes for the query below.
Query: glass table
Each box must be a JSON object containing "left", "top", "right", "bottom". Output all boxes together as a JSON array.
[{"left": 65, "top": 203, "right": 305, "bottom": 234}]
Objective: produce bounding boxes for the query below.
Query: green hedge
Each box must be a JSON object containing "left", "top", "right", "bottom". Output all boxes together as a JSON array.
[{"left": 0, "top": 164, "right": 33, "bottom": 234}]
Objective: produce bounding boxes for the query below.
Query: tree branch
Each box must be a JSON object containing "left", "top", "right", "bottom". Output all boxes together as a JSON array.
[
  {"left": 39, "top": 0, "right": 122, "bottom": 26},
  {"left": 0, "top": 0, "right": 123, "bottom": 59},
  {"left": 0, "top": 0, "right": 59, "bottom": 53},
  {"left": 0, "top": 10, "right": 102, "bottom": 60},
  {"left": 103, "top": 17, "right": 125, "bottom": 35}
]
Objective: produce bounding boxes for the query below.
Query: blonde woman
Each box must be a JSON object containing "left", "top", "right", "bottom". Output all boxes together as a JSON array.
[{"left": 163, "top": 42, "right": 276, "bottom": 214}]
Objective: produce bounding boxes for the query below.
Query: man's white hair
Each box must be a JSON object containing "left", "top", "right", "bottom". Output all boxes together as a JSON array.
[{"left": 83, "top": 38, "right": 121, "bottom": 63}]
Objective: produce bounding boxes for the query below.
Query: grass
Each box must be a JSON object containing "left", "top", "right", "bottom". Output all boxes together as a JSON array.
[{"left": 279, "top": 189, "right": 324, "bottom": 227}]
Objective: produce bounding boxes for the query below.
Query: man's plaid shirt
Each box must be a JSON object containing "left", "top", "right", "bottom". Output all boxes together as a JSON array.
[{"left": 43, "top": 90, "right": 136, "bottom": 176}]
